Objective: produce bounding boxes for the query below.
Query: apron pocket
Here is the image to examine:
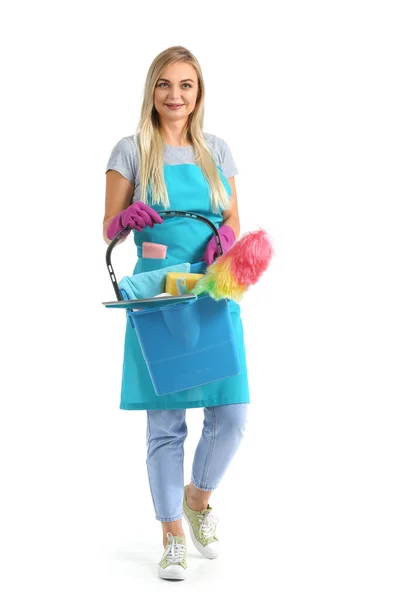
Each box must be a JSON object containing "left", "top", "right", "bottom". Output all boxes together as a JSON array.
[{"left": 136, "top": 257, "right": 168, "bottom": 273}]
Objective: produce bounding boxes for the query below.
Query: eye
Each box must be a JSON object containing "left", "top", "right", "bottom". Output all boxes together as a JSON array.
[{"left": 157, "top": 82, "right": 192, "bottom": 88}]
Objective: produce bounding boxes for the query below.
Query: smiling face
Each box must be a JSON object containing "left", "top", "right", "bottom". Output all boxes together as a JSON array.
[{"left": 153, "top": 61, "right": 199, "bottom": 126}]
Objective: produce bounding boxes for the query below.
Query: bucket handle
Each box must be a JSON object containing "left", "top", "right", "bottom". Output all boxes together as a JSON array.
[{"left": 105, "top": 210, "right": 223, "bottom": 302}]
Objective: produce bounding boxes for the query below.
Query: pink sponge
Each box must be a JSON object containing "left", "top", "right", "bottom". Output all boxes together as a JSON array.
[{"left": 193, "top": 229, "right": 274, "bottom": 302}]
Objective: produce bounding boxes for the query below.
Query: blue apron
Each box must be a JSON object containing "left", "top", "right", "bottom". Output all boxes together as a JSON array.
[{"left": 119, "top": 163, "right": 250, "bottom": 410}]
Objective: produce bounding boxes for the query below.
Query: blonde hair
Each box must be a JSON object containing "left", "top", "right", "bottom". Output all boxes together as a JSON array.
[{"left": 136, "top": 46, "right": 231, "bottom": 214}]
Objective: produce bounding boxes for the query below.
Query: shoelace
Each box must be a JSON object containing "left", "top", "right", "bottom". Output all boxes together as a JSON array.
[
  {"left": 197, "top": 512, "right": 219, "bottom": 539},
  {"left": 164, "top": 532, "right": 185, "bottom": 564}
]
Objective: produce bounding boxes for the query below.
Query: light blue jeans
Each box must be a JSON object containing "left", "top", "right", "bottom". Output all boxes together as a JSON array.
[{"left": 146, "top": 404, "right": 249, "bottom": 522}]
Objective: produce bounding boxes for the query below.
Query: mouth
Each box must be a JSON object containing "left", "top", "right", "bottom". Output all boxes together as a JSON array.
[{"left": 165, "top": 104, "right": 184, "bottom": 110}]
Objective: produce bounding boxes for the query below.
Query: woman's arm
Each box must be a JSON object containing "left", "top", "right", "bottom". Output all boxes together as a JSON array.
[
  {"left": 103, "top": 170, "right": 135, "bottom": 245},
  {"left": 221, "top": 176, "right": 240, "bottom": 239}
]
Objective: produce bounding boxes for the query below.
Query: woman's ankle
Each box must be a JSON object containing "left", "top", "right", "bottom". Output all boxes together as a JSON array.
[{"left": 186, "top": 482, "right": 211, "bottom": 511}]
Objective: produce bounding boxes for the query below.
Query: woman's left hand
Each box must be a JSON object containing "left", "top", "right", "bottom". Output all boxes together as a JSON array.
[{"left": 202, "top": 224, "right": 236, "bottom": 265}]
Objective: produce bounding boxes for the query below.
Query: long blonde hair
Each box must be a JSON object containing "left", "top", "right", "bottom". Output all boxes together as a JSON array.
[{"left": 136, "top": 46, "right": 231, "bottom": 214}]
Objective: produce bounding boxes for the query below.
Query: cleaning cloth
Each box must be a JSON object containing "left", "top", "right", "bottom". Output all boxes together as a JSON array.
[{"left": 118, "top": 262, "right": 191, "bottom": 300}]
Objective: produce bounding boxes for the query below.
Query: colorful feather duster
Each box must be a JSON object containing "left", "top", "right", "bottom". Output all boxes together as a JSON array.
[{"left": 193, "top": 229, "right": 274, "bottom": 302}]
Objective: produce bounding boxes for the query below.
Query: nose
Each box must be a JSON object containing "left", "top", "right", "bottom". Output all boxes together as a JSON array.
[{"left": 167, "top": 85, "right": 184, "bottom": 101}]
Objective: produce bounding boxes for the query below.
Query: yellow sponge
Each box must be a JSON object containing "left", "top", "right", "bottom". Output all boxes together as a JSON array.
[{"left": 165, "top": 272, "right": 204, "bottom": 296}]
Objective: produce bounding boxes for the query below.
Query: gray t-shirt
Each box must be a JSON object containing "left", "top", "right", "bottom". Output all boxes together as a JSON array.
[{"left": 105, "top": 132, "right": 238, "bottom": 202}]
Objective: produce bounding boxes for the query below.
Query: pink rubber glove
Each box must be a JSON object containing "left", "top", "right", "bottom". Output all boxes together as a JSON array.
[
  {"left": 203, "top": 224, "right": 236, "bottom": 265},
  {"left": 107, "top": 201, "right": 163, "bottom": 240}
]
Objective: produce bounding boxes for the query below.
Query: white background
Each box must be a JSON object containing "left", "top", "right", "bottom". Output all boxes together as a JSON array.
[{"left": 1, "top": 0, "right": 399, "bottom": 597}]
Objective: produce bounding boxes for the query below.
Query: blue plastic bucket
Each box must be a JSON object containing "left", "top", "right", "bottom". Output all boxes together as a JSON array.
[{"left": 130, "top": 294, "right": 240, "bottom": 395}]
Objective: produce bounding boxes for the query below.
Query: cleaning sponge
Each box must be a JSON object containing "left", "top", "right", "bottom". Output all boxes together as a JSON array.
[{"left": 165, "top": 272, "right": 204, "bottom": 296}]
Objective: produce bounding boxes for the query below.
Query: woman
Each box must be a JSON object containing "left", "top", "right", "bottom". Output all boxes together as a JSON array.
[{"left": 103, "top": 46, "right": 250, "bottom": 581}]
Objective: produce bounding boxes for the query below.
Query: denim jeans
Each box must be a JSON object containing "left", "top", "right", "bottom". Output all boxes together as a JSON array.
[{"left": 146, "top": 403, "right": 249, "bottom": 522}]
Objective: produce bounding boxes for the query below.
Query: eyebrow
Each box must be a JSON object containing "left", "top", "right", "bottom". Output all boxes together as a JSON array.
[{"left": 157, "top": 78, "right": 195, "bottom": 83}]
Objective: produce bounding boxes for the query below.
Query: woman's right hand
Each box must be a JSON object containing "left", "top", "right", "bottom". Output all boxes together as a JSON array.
[{"left": 107, "top": 201, "right": 164, "bottom": 240}]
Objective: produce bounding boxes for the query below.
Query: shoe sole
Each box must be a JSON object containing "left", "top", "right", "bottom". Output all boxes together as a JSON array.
[
  {"left": 182, "top": 511, "right": 219, "bottom": 559},
  {"left": 158, "top": 565, "right": 186, "bottom": 580}
]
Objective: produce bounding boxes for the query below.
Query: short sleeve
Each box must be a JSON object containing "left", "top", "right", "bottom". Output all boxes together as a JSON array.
[
  {"left": 219, "top": 138, "right": 238, "bottom": 179},
  {"left": 105, "top": 136, "right": 137, "bottom": 185}
]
